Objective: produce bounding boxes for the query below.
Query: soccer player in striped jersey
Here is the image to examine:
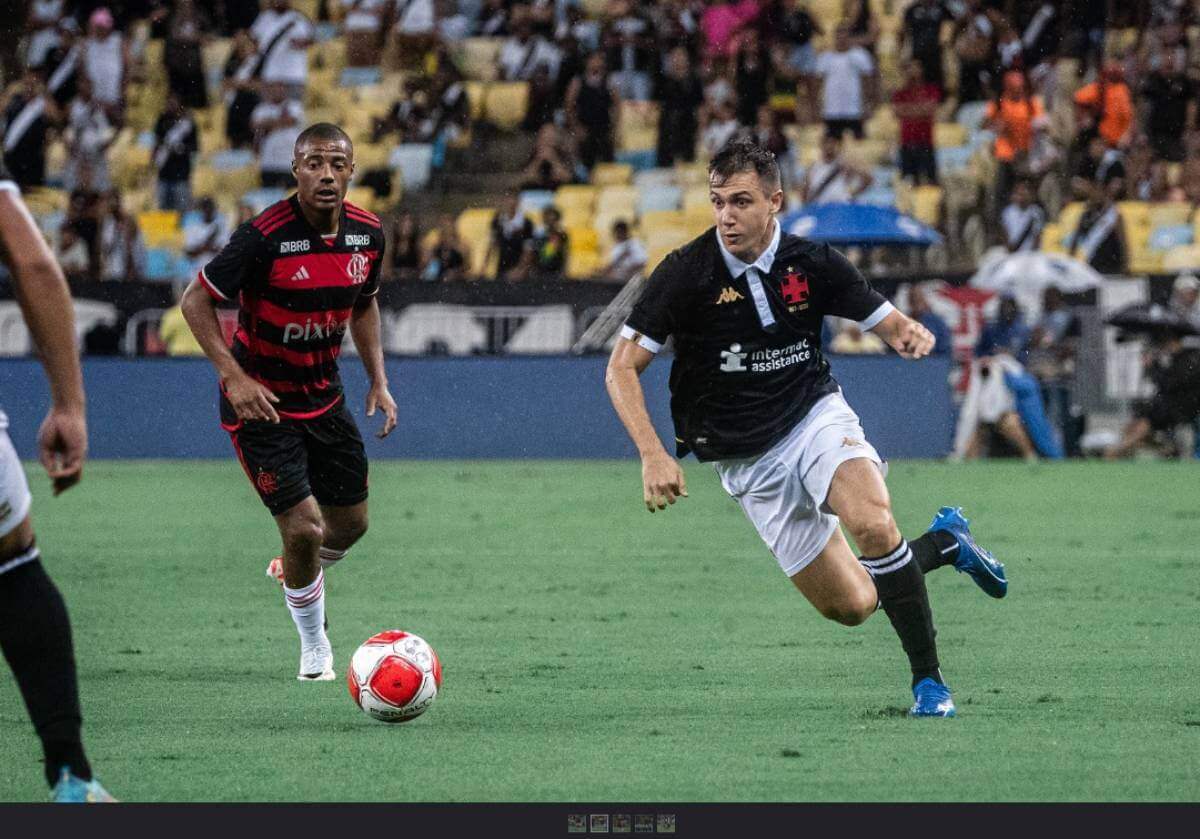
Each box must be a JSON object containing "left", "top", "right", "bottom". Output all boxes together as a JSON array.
[{"left": 181, "top": 123, "right": 396, "bottom": 682}]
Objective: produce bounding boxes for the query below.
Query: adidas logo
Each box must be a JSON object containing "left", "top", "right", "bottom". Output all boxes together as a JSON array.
[
  {"left": 715, "top": 286, "right": 744, "bottom": 305},
  {"left": 290, "top": 266, "right": 311, "bottom": 282}
]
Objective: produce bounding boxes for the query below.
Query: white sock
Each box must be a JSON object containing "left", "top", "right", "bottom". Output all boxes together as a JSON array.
[
  {"left": 318, "top": 547, "right": 348, "bottom": 570},
  {"left": 283, "top": 570, "right": 327, "bottom": 649}
]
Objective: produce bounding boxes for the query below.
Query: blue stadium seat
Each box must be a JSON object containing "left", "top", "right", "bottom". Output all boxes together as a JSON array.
[
  {"left": 518, "top": 190, "right": 556, "bottom": 216},
  {"left": 615, "top": 149, "right": 657, "bottom": 171},
  {"left": 389, "top": 144, "right": 434, "bottom": 191},
  {"left": 145, "top": 248, "right": 186, "bottom": 283},
  {"left": 637, "top": 184, "right": 682, "bottom": 215},
  {"left": 340, "top": 67, "right": 382, "bottom": 87},
  {"left": 937, "top": 146, "right": 974, "bottom": 174},
  {"left": 210, "top": 149, "right": 257, "bottom": 170}
]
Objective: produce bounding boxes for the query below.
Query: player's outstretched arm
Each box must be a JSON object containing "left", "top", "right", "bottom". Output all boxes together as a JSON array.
[
  {"left": 0, "top": 188, "right": 87, "bottom": 494},
  {"left": 179, "top": 278, "right": 281, "bottom": 423},
  {"left": 871, "top": 309, "right": 936, "bottom": 360},
  {"left": 605, "top": 337, "right": 687, "bottom": 513},
  {"left": 349, "top": 297, "right": 396, "bottom": 438}
]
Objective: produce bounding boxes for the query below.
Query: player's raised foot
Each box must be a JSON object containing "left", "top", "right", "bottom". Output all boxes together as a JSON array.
[
  {"left": 298, "top": 643, "right": 335, "bottom": 681},
  {"left": 928, "top": 506, "right": 1008, "bottom": 599},
  {"left": 51, "top": 767, "right": 117, "bottom": 803},
  {"left": 266, "top": 556, "right": 284, "bottom": 586},
  {"left": 909, "top": 678, "right": 956, "bottom": 718}
]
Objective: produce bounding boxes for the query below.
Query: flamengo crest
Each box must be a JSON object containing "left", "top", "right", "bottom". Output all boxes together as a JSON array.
[{"left": 347, "top": 253, "right": 370, "bottom": 284}]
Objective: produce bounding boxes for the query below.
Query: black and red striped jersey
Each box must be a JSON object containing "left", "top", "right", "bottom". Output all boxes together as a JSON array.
[{"left": 199, "top": 195, "right": 385, "bottom": 417}]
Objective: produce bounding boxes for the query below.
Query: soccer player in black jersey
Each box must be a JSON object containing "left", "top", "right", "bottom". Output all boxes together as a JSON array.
[
  {"left": 182, "top": 123, "right": 396, "bottom": 682},
  {"left": 605, "top": 140, "right": 1008, "bottom": 716},
  {"left": 0, "top": 164, "right": 113, "bottom": 800}
]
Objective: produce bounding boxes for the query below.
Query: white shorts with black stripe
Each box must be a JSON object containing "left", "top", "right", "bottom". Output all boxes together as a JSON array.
[
  {"left": 0, "top": 409, "right": 33, "bottom": 543},
  {"left": 712, "top": 391, "right": 885, "bottom": 577}
]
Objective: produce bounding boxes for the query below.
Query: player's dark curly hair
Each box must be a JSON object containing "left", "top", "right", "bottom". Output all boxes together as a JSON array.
[
  {"left": 294, "top": 122, "right": 353, "bottom": 154},
  {"left": 708, "top": 138, "right": 781, "bottom": 195}
]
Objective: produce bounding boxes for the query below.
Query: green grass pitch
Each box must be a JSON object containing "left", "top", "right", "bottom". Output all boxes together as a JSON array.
[{"left": 1, "top": 460, "right": 1198, "bottom": 802}]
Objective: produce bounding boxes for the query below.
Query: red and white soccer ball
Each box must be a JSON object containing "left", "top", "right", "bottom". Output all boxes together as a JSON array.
[{"left": 347, "top": 630, "right": 442, "bottom": 723}]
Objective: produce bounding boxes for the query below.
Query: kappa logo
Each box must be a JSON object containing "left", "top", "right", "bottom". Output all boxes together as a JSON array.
[
  {"left": 715, "top": 286, "right": 744, "bottom": 305},
  {"left": 719, "top": 342, "right": 748, "bottom": 372},
  {"left": 280, "top": 239, "right": 310, "bottom": 254},
  {"left": 842, "top": 437, "right": 864, "bottom": 448},
  {"left": 347, "top": 252, "right": 370, "bottom": 284},
  {"left": 289, "top": 265, "right": 311, "bottom": 282}
]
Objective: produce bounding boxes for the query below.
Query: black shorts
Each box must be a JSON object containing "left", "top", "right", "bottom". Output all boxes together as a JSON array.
[
  {"left": 221, "top": 395, "right": 369, "bottom": 516},
  {"left": 900, "top": 145, "right": 938, "bottom": 184}
]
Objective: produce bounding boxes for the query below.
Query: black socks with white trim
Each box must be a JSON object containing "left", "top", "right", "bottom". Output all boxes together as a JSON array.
[{"left": 860, "top": 539, "right": 942, "bottom": 687}]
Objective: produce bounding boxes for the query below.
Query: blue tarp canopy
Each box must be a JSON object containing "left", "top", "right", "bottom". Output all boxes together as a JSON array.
[{"left": 780, "top": 203, "right": 942, "bottom": 247}]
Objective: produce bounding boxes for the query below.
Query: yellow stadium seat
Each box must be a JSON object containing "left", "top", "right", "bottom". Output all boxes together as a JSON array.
[
  {"left": 464, "top": 80, "right": 487, "bottom": 122},
  {"left": 911, "top": 186, "right": 943, "bottom": 227},
  {"left": 354, "top": 143, "right": 390, "bottom": 171},
  {"left": 1058, "top": 201, "right": 1086, "bottom": 232},
  {"left": 458, "top": 38, "right": 502, "bottom": 82},
  {"left": 1129, "top": 249, "right": 1163, "bottom": 274},
  {"left": 484, "top": 82, "right": 529, "bottom": 131},
  {"left": 1148, "top": 202, "right": 1192, "bottom": 228},
  {"left": 554, "top": 185, "right": 598, "bottom": 214},
  {"left": 682, "top": 187, "right": 711, "bottom": 217},
  {"left": 934, "top": 123, "right": 967, "bottom": 148},
  {"left": 618, "top": 126, "right": 657, "bottom": 153},
  {"left": 213, "top": 167, "right": 261, "bottom": 198},
  {"left": 673, "top": 161, "right": 709, "bottom": 186},
  {"left": 344, "top": 188, "right": 377, "bottom": 214},
  {"left": 640, "top": 210, "right": 688, "bottom": 235},
  {"left": 1163, "top": 244, "right": 1200, "bottom": 271},
  {"left": 192, "top": 166, "right": 218, "bottom": 199},
  {"left": 559, "top": 206, "right": 594, "bottom": 230},
  {"left": 591, "top": 162, "right": 633, "bottom": 186},
  {"left": 566, "top": 226, "right": 600, "bottom": 255},
  {"left": 566, "top": 248, "right": 604, "bottom": 279},
  {"left": 1040, "top": 222, "right": 1065, "bottom": 254},
  {"left": 596, "top": 185, "right": 639, "bottom": 217}
]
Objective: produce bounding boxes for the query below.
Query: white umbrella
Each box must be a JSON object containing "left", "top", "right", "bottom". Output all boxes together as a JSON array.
[{"left": 969, "top": 251, "right": 1103, "bottom": 318}]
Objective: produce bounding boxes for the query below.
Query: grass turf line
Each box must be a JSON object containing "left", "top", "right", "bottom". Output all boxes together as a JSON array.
[{"left": 0, "top": 460, "right": 1197, "bottom": 801}]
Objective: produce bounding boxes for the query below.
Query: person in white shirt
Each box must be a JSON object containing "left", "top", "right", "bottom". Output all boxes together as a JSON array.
[
  {"left": 498, "top": 11, "right": 562, "bottom": 81},
  {"left": 26, "top": 0, "right": 71, "bottom": 70},
  {"left": 251, "top": 82, "right": 305, "bottom": 188},
  {"left": 388, "top": 0, "right": 439, "bottom": 72},
  {"left": 182, "top": 197, "right": 229, "bottom": 282},
  {"left": 598, "top": 219, "right": 647, "bottom": 284},
  {"left": 341, "top": 0, "right": 389, "bottom": 67},
  {"left": 250, "top": 0, "right": 315, "bottom": 101},
  {"left": 813, "top": 26, "right": 874, "bottom": 139},
  {"left": 800, "top": 132, "right": 873, "bottom": 205},
  {"left": 80, "top": 7, "right": 128, "bottom": 109},
  {"left": 700, "top": 101, "right": 741, "bottom": 158},
  {"left": 62, "top": 77, "right": 115, "bottom": 192},
  {"left": 1000, "top": 178, "right": 1046, "bottom": 252}
]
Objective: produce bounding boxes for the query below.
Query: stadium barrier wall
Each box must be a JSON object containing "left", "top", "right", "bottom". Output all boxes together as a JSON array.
[{"left": 0, "top": 356, "right": 954, "bottom": 460}]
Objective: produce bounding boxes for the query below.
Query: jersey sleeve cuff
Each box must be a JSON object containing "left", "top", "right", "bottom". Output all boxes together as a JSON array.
[
  {"left": 859, "top": 301, "right": 895, "bottom": 331},
  {"left": 198, "top": 267, "right": 230, "bottom": 301},
  {"left": 620, "top": 324, "right": 663, "bottom": 354},
  {"left": 0, "top": 180, "right": 18, "bottom": 194}
]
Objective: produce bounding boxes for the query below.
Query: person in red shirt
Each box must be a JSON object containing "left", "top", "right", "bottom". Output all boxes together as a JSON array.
[{"left": 892, "top": 59, "right": 940, "bottom": 185}]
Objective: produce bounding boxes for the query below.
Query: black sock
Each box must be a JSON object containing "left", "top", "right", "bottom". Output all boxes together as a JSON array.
[
  {"left": 860, "top": 540, "right": 941, "bottom": 687},
  {"left": 0, "top": 554, "right": 92, "bottom": 787},
  {"left": 910, "top": 530, "right": 959, "bottom": 574}
]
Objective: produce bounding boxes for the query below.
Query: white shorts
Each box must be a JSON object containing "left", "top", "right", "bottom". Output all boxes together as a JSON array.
[
  {"left": 712, "top": 391, "right": 884, "bottom": 577},
  {"left": 0, "top": 410, "right": 33, "bottom": 540}
]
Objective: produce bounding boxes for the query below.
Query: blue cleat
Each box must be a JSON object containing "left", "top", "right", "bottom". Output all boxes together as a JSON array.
[
  {"left": 51, "top": 767, "right": 117, "bottom": 803},
  {"left": 928, "top": 506, "right": 1007, "bottom": 599},
  {"left": 909, "top": 677, "right": 956, "bottom": 717}
]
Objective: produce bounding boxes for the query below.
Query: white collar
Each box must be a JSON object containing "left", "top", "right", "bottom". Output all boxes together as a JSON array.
[{"left": 716, "top": 217, "right": 781, "bottom": 279}]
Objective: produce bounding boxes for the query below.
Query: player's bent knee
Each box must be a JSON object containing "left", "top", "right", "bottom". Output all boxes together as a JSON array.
[
  {"left": 845, "top": 503, "right": 899, "bottom": 553},
  {"left": 283, "top": 516, "right": 325, "bottom": 552}
]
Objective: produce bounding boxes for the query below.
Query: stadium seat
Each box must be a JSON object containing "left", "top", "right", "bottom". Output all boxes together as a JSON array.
[
  {"left": 559, "top": 206, "right": 594, "bottom": 230},
  {"left": 591, "top": 162, "right": 633, "bottom": 186},
  {"left": 144, "top": 248, "right": 185, "bottom": 283},
  {"left": 240, "top": 188, "right": 289, "bottom": 213},
  {"left": 566, "top": 226, "right": 600, "bottom": 255},
  {"left": 518, "top": 190, "right": 556, "bottom": 216},
  {"left": 1040, "top": 222, "right": 1066, "bottom": 254},
  {"left": 597, "top": 186, "right": 640, "bottom": 218},
  {"left": 1129, "top": 249, "right": 1164, "bottom": 275},
  {"left": 682, "top": 187, "right": 712, "bottom": 218},
  {"left": 483, "top": 82, "right": 529, "bottom": 130},
  {"left": 633, "top": 168, "right": 676, "bottom": 191},
  {"left": 1147, "top": 203, "right": 1192, "bottom": 229},
  {"left": 1149, "top": 224, "right": 1193, "bottom": 252},
  {"left": 457, "top": 38, "right": 502, "bottom": 82},
  {"left": 1057, "top": 202, "right": 1085, "bottom": 233},
  {"left": 137, "top": 211, "right": 182, "bottom": 248},
  {"left": 565, "top": 248, "right": 604, "bottom": 279},
  {"left": 464, "top": 80, "right": 487, "bottom": 122},
  {"left": 1162, "top": 244, "right": 1200, "bottom": 271},
  {"left": 911, "top": 186, "right": 943, "bottom": 227},
  {"left": 389, "top": 144, "right": 434, "bottom": 192},
  {"left": 456, "top": 207, "right": 497, "bottom": 272},
  {"left": 340, "top": 67, "right": 383, "bottom": 87},
  {"left": 344, "top": 187, "right": 378, "bottom": 213},
  {"left": 673, "top": 161, "right": 709, "bottom": 186},
  {"left": 955, "top": 101, "right": 990, "bottom": 131},
  {"left": 638, "top": 184, "right": 682, "bottom": 215},
  {"left": 615, "top": 148, "right": 658, "bottom": 171},
  {"left": 554, "top": 185, "right": 599, "bottom": 215}
]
